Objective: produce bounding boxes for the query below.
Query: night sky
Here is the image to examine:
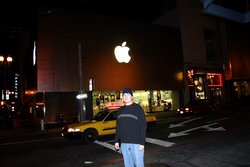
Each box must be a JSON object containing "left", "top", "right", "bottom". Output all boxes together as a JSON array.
[
  {"left": 0, "top": 0, "right": 171, "bottom": 30},
  {"left": 0, "top": 0, "right": 168, "bottom": 65},
  {"left": 0, "top": 0, "right": 169, "bottom": 52},
  {"left": 0, "top": 0, "right": 247, "bottom": 33}
]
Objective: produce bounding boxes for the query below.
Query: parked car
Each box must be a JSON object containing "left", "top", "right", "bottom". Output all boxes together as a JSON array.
[
  {"left": 61, "top": 109, "right": 157, "bottom": 143},
  {"left": 177, "top": 100, "right": 217, "bottom": 115}
]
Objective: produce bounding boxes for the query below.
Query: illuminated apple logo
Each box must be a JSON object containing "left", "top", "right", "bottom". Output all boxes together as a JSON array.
[{"left": 114, "top": 41, "right": 131, "bottom": 63}]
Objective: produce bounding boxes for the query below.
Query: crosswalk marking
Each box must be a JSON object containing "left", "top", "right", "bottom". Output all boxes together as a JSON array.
[
  {"left": 94, "top": 140, "right": 121, "bottom": 153},
  {"left": 95, "top": 137, "right": 175, "bottom": 152},
  {"left": 146, "top": 137, "right": 175, "bottom": 147},
  {"left": 168, "top": 122, "right": 225, "bottom": 138}
]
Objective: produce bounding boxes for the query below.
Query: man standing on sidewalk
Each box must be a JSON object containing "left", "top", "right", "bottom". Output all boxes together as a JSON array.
[{"left": 114, "top": 87, "right": 147, "bottom": 167}]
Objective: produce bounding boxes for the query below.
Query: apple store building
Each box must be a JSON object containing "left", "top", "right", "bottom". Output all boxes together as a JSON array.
[{"left": 36, "top": 10, "right": 184, "bottom": 121}]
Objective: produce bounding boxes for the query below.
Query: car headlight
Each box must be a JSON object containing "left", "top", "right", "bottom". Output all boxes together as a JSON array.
[{"left": 67, "top": 128, "right": 81, "bottom": 132}]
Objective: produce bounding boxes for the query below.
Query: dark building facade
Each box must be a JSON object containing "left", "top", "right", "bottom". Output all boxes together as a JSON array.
[
  {"left": 223, "top": 22, "right": 250, "bottom": 101},
  {"left": 36, "top": 10, "right": 184, "bottom": 122}
]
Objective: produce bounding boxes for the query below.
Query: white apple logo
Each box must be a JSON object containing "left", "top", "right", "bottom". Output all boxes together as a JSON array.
[{"left": 114, "top": 41, "right": 131, "bottom": 63}]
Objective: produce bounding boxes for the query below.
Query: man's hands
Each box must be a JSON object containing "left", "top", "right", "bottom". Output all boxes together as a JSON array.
[
  {"left": 139, "top": 145, "right": 144, "bottom": 151},
  {"left": 114, "top": 142, "right": 120, "bottom": 151}
]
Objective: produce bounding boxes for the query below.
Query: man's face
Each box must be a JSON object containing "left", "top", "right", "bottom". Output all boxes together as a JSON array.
[{"left": 123, "top": 93, "right": 133, "bottom": 104}]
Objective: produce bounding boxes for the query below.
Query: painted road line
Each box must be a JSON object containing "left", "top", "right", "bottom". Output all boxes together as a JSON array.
[
  {"left": 203, "top": 123, "right": 226, "bottom": 131},
  {"left": 96, "top": 137, "right": 175, "bottom": 151},
  {"left": 169, "top": 117, "right": 203, "bottom": 128},
  {"left": 168, "top": 122, "right": 222, "bottom": 138},
  {"left": 146, "top": 137, "right": 175, "bottom": 147},
  {"left": 94, "top": 140, "right": 121, "bottom": 153},
  {"left": 207, "top": 117, "right": 228, "bottom": 124}
]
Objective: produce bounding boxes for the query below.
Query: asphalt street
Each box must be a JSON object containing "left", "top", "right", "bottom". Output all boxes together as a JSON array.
[{"left": 1, "top": 102, "right": 250, "bottom": 167}]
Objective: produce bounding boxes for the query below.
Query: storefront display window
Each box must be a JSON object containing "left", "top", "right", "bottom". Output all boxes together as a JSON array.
[
  {"left": 207, "top": 73, "right": 222, "bottom": 87},
  {"left": 233, "top": 81, "right": 249, "bottom": 98},
  {"left": 194, "top": 75, "right": 205, "bottom": 100},
  {"left": 150, "top": 90, "right": 173, "bottom": 111},
  {"left": 92, "top": 90, "right": 175, "bottom": 114},
  {"left": 187, "top": 69, "right": 194, "bottom": 86},
  {"left": 187, "top": 69, "right": 223, "bottom": 102}
]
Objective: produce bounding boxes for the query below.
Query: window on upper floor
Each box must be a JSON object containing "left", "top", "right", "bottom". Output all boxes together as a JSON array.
[{"left": 204, "top": 29, "right": 216, "bottom": 62}]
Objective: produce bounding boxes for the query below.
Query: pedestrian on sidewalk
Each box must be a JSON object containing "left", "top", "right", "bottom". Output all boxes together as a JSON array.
[{"left": 114, "top": 87, "right": 147, "bottom": 167}]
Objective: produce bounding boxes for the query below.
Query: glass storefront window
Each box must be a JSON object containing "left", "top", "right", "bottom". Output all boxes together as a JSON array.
[
  {"left": 187, "top": 70, "right": 223, "bottom": 102},
  {"left": 92, "top": 90, "right": 175, "bottom": 114},
  {"left": 207, "top": 73, "right": 223, "bottom": 87},
  {"left": 233, "top": 81, "right": 249, "bottom": 98},
  {"left": 194, "top": 76, "right": 205, "bottom": 100}
]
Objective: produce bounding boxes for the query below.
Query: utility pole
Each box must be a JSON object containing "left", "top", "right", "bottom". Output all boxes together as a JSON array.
[{"left": 78, "top": 42, "right": 86, "bottom": 122}]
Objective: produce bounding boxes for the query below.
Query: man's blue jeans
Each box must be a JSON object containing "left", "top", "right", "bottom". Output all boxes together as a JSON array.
[{"left": 120, "top": 143, "right": 144, "bottom": 167}]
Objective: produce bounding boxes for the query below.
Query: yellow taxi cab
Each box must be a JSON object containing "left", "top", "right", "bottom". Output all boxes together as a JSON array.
[{"left": 61, "top": 109, "right": 157, "bottom": 143}]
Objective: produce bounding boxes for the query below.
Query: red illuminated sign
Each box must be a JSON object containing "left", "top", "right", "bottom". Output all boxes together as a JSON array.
[
  {"left": 207, "top": 73, "right": 223, "bottom": 87},
  {"left": 187, "top": 70, "right": 223, "bottom": 87},
  {"left": 106, "top": 101, "right": 124, "bottom": 109}
]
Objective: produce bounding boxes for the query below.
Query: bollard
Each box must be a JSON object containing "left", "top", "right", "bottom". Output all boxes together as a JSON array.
[{"left": 41, "top": 119, "right": 45, "bottom": 131}]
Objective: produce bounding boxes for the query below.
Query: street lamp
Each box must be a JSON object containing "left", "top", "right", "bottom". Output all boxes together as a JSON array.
[
  {"left": 0, "top": 55, "right": 13, "bottom": 101},
  {"left": 0, "top": 55, "right": 13, "bottom": 63},
  {"left": 6, "top": 56, "right": 13, "bottom": 62},
  {"left": 0, "top": 55, "right": 14, "bottom": 129}
]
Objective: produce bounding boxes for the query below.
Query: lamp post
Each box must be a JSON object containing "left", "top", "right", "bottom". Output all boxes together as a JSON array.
[
  {"left": 77, "top": 42, "right": 86, "bottom": 122},
  {"left": 0, "top": 55, "right": 13, "bottom": 101},
  {"left": 0, "top": 55, "right": 13, "bottom": 129}
]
